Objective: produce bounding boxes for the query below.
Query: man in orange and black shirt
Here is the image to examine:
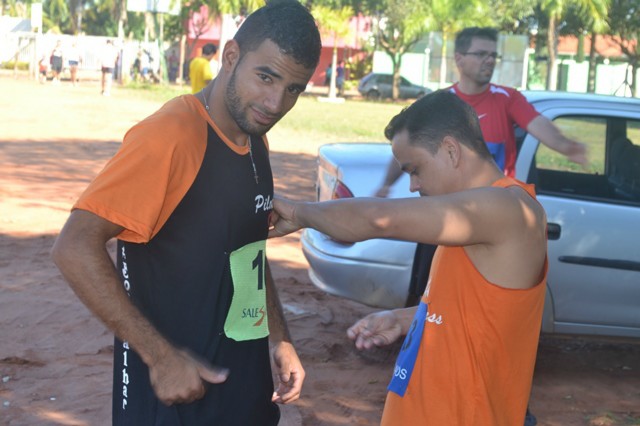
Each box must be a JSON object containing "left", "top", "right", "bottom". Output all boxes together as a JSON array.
[{"left": 52, "top": 2, "right": 321, "bottom": 424}]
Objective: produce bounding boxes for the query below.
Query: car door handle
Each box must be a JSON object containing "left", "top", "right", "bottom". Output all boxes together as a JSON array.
[
  {"left": 558, "top": 256, "right": 640, "bottom": 272},
  {"left": 547, "top": 223, "right": 561, "bottom": 240}
]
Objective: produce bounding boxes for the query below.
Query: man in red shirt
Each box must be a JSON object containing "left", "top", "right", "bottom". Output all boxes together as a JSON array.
[{"left": 375, "top": 27, "right": 587, "bottom": 196}]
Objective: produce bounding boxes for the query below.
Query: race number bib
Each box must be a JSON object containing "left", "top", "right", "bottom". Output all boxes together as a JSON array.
[
  {"left": 388, "top": 301, "right": 427, "bottom": 396},
  {"left": 224, "top": 240, "right": 269, "bottom": 341}
]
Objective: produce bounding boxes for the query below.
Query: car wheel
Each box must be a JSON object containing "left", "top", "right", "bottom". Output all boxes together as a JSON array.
[{"left": 366, "top": 89, "right": 381, "bottom": 100}]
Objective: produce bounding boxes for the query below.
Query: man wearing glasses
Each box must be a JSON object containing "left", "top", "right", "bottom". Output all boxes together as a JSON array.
[
  {"left": 376, "top": 27, "right": 587, "bottom": 196},
  {"left": 451, "top": 27, "right": 586, "bottom": 177}
]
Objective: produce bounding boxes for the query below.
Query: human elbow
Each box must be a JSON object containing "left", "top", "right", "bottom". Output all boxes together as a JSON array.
[
  {"left": 370, "top": 215, "right": 394, "bottom": 238},
  {"left": 51, "top": 232, "right": 74, "bottom": 271}
]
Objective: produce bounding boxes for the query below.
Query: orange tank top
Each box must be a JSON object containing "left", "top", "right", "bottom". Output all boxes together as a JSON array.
[{"left": 381, "top": 177, "right": 547, "bottom": 426}]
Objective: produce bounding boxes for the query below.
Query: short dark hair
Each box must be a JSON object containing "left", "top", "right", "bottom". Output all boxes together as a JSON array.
[
  {"left": 202, "top": 43, "right": 217, "bottom": 56},
  {"left": 384, "top": 90, "right": 492, "bottom": 161},
  {"left": 233, "top": 0, "right": 321, "bottom": 70},
  {"left": 455, "top": 27, "right": 498, "bottom": 53}
]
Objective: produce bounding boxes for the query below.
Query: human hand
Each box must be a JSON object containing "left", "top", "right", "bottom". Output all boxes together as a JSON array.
[
  {"left": 347, "top": 311, "right": 403, "bottom": 350},
  {"left": 566, "top": 140, "right": 588, "bottom": 167},
  {"left": 270, "top": 341, "right": 305, "bottom": 404},
  {"left": 268, "top": 197, "right": 303, "bottom": 238},
  {"left": 148, "top": 348, "right": 228, "bottom": 406},
  {"left": 374, "top": 185, "right": 391, "bottom": 198}
]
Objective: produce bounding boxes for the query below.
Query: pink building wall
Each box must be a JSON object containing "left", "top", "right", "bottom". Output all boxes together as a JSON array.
[{"left": 185, "top": 9, "right": 371, "bottom": 86}]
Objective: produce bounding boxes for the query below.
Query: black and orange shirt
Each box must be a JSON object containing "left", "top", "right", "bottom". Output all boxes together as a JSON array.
[{"left": 75, "top": 95, "right": 279, "bottom": 425}]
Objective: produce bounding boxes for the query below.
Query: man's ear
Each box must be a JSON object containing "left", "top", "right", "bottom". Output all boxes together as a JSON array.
[
  {"left": 453, "top": 51, "right": 463, "bottom": 68},
  {"left": 221, "top": 40, "right": 240, "bottom": 71},
  {"left": 442, "top": 136, "right": 461, "bottom": 167}
]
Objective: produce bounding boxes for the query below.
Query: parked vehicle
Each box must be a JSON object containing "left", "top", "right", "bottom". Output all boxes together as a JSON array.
[
  {"left": 357, "top": 73, "right": 431, "bottom": 100},
  {"left": 301, "top": 91, "right": 640, "bottom": 340}
]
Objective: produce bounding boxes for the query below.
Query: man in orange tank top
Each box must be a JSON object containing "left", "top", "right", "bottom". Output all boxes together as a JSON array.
[{"left": 270, "top": 90, "right": 548, "bottom": 425}]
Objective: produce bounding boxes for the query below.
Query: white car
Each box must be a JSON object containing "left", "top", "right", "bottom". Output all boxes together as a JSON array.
[{"left": 301, "top": 91, "right": 640, "bottom": 340}]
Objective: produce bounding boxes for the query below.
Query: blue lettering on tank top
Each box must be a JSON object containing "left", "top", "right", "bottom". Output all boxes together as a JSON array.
[
  {"left": 388, "top": 301, "right": 428, "bottom": 397},
  {"left": 485, "top": 141, "right": 506, "bottom": 171}
]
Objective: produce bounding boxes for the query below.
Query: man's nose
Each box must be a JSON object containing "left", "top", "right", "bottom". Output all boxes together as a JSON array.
[
  {"left": 264, "top": 89, "right": 286, "bottom": 114},
  {"left": 409, "top": 176, "right": 420, "bottom": 193}
]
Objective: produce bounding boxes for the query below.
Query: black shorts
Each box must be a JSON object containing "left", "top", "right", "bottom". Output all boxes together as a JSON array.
[{"left": 102, "top": 67, "right": 114, "bottom": 74}]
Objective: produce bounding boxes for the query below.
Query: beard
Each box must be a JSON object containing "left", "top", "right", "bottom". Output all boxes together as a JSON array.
[
  {"left": 475, "top": 66, "right": 494, "bottom": 85},
  {"left": 225, "top": 67, "right": 276, "bottom": 137}
]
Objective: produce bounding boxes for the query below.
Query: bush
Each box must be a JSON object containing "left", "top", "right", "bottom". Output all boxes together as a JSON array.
[{"left": 1, "top": 61, "right": 29, "bottom": 71}]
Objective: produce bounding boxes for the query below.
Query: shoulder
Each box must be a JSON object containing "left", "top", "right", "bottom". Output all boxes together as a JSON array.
[
  {"left": 488, "top": 84, "right": 519, "bottom": 98},
  {"left": 464, "top": 182, "right": 543, "bottom": 224},
  {"left": 123, "top": 95, "right": 207, "bottom": 153}
]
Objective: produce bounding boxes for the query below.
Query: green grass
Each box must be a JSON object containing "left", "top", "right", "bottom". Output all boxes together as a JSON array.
[
  {"left": 120, "top": 84, "right": 407, "bottom": 144},
  {"left": 536, "top": 116, "right": 607, "bottom": 173},
  {"left": 120, "top": 82, "right": 191, "bottom": 103},
  {"left": 270, "top": 96, "right": 408, "bottom": 144},
  {"left": 124, "top": 85, "right": 633, "bottom": 172}
]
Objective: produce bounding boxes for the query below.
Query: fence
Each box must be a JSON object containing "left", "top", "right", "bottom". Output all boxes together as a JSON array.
[{"left": 1, "top": 32, "right": 162, "bottom": 82}]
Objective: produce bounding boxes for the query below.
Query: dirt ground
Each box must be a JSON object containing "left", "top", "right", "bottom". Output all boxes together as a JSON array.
[{"left": 1, "top": 74, "right": 639, "bottom": 426}]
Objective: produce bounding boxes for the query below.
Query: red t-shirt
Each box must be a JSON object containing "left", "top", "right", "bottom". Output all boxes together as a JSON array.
[{"left": 450, "top": 84, "right": 539, "bottom": 177}]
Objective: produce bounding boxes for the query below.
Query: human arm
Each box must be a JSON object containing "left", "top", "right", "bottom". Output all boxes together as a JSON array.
[
  {"left": 265, "top": 260, "right": 304, "bottom": 404},
  {"left": 526, "top": 115, "right": 588, "bottom": 166},
  {"left": 347, "top": 307, "right": 416, "bottom": 350},
  {"left": 51, "top": 209, "right": 228, "bottom": 405},
  {"left": 270, "top": 187, "right": 533, "bottom": 247},
  {"left": 374, "top": 157, "right": 403, "bottom": 197}
]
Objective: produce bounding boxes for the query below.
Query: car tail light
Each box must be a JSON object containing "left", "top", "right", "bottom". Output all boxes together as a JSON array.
[
  {"left": 332, "top": 180, "right": 354, "bottom": 200},
  {"left": 329, "top": 181, "right": 354, "bottom": 245}
]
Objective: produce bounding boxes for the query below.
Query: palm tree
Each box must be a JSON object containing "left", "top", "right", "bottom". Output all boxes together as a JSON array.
[
  {"left": 312, "top": 4, "right": 354, "bottom": 99},
  {"left": 607, "top": 0, "right": 640, "bottom": 96},
  {"left": 427, "top": 0, "right": 491, "bottom": 88},
  {"left": 538, "top": 0, "right": 608, "bottom": 90}
]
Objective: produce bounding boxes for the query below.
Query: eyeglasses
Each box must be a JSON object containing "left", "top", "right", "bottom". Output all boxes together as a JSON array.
[{"left": 462, "top": 51, "right": 501, "bottom": 61}]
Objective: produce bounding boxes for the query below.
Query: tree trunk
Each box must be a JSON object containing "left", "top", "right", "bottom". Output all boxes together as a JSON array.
[
  {"left": 329, "top": 43, "right": 338, "bottom": 99},
  {"left": 439, "top": 33, "right": 447, "bottom": 89},
  {"left": 576, "top": 32, "right": 584, "bottom": 63},
  {"left": 546, "top": 15, "right": 557, "bottom": 91},
  {"left": 178, "top": 34, "right": 186, "bottom": 84},
  {"left": 587, "top": 32, "right": 597, "bottom": 93},
  {"left": 392, "top": 56, "right": 400, "bottom": 100},
  {"left": 118, "top": 0, "right": 126, "bottom": 39}
]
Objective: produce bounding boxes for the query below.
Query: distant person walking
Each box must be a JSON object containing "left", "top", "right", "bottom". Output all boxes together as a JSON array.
[
  {"left": 38, "top": 53, "right": 49, "bottom": 84},
  {"left": 336, "top": 60, "right": 345, "bottom": 96},
  {"left": 50, "top": 41, "right": 64, "bottom": 85},
  {"left": 189, "top": 43, "right": 218, "bottom": 94},
  {"left": 100, "top": 40, "right": 119, "bottom": 96},
  {"left": 67, "top": 42, "right": 82, "bottom": 86},
  {"left": 324, "top": 63, "right": 332, "bottom": 86}
]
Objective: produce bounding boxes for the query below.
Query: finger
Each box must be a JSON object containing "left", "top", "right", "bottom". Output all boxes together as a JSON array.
[
  {"left": 198, "top": 364, "right": 229, "bottom": 385},
  {"left": 268, "top": 226, "right": 286, "bottom": 239},
  {"left": 274, "top": 371, "right": 302, "bottom": 404},
  {"left": 355, "top": 334, "right": 370, "bottom": 350},
  {"left": 346, "top": 320, "right": 368, "bottom": 340},
  {"left": 269, "top": 211, "right": 280, "bottom": 227},
  {"left": 372, "top": 335, "right": 390, "bottom": 347}
]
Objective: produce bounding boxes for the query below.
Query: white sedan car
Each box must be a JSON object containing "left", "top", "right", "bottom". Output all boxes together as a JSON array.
[{"left": 301, "top": 91, "right": 640, "bottom": 340}]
